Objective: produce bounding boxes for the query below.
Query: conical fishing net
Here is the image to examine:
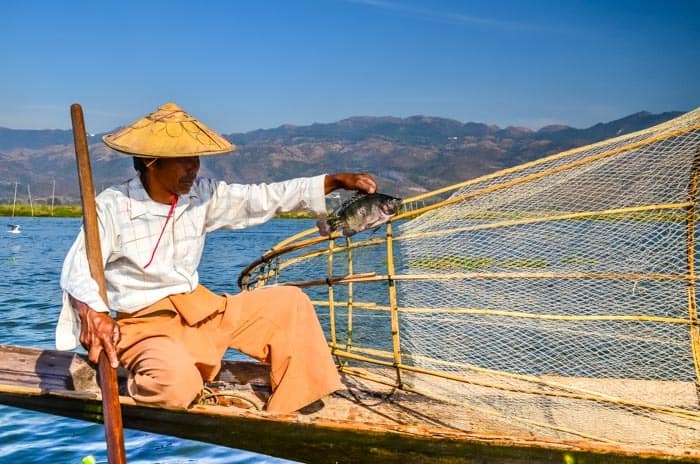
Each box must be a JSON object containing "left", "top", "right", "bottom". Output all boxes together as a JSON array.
[{"left": 239, "top": 108, "right": 700, "bottom": 458}]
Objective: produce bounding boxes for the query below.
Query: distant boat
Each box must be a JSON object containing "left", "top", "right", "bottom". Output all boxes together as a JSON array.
[{"left": 7, "top": 224, "right": 20, "bottom": 234}]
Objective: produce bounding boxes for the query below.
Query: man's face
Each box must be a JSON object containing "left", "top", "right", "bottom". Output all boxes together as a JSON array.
[{"left": 151, "top": 156, "right": 200, "bottom": 195}]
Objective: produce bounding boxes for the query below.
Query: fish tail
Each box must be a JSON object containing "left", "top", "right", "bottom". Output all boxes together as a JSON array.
[
  {"left": 316, "top": 217, "right": 340, "bottom": 236},
  {"left": 316, "top": 219, "right": 331, "bottom": 236},
  {"left": 316, "top": 216, "right": 341, "bottom": 237}
]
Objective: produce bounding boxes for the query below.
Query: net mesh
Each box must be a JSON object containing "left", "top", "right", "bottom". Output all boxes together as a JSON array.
[{"left": 239, "top": 108, "right": 700, "bottom": 456}]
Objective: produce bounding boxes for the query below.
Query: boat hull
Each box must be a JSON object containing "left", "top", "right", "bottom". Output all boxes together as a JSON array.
[{"left": 0, "top": 345, "right": 695, "bottom": 463}]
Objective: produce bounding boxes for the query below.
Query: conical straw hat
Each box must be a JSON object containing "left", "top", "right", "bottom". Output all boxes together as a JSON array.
[{"left": 102, "top": 102, "right": 235, "bottom": 157}]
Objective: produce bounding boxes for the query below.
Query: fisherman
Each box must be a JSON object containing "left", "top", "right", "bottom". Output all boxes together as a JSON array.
[{"left": 57, "top": 102, "right": 377, "bottom": 414}]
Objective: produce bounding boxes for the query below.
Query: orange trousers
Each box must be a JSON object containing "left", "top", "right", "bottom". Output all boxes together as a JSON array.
[{"left": 116, "top": 285, "right": 343, "bottom": 414}]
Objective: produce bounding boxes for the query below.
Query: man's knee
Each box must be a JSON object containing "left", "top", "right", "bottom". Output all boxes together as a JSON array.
[
  {"left": 263, "top": 285, "right": 306, "bottom": 302},
  {"left": 158, "top": 369, "right": 203, "bottom": 409},
  {"left": 128, "top": 356, "right": 204, "bottom": 409},
  {"left": 255, "top": 286, "right": 313, "bottom": 316}
]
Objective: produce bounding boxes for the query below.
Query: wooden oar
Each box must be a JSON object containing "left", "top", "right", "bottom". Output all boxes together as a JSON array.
[{"left": 70, "top": 103, "right": 127, "bottom": 464}]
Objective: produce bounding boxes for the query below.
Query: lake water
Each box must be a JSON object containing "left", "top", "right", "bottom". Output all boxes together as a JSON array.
[{"left": 0, "top": 217, "right": 313, "bottom": 464}]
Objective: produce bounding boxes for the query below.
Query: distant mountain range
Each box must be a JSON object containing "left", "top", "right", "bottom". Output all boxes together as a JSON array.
[{"left": 0, "top": 110, "right": 685, "bottom": 204}]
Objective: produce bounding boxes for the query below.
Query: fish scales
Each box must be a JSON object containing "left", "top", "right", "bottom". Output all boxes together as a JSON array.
[{"left": 317, "top": 193, "right": 402, "bottom": 237}]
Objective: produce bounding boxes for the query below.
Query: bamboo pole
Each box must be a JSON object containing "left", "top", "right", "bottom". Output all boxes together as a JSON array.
[
  {"left": 335, "top": 355, "right": 700, "bottom": 422},
  {"left": 70, "top": 103, "right": 127, "bottom": 464},
  {"left": 395, "top": 202, "right": 693, "bottom": 243},
  {"left": 345, "top": 236, "right": 354, "bottom": 352},
  {"left": 11, "top": 182, "right": 17, "bottom": 218},
  {"left": 686, "top": 147, "right": 700, "bottom": 382},
  {"left": 311, "top": 299, "right": 690, "bottom": 324},
  {"left": 289, "top": 271, "right": 694, "bottom": 290},
  {"left": 385, "top": 222, "right": 403, "bottom": 387},
  {"left": 51, "top": 178, "right": 56, "bottom": 216},
  {"left": 235, "top": 115, "right": 700, "bottom": 283},
  {"left": 327, "top": 237, "right": 337, "bottom": 348},
  {"left": 393, "top": 124, "right": 700, "bottom": 223},
  {"left": 397, "top": 121, "right": 700, "bottom": 211},
  {"left": 27, "top": 184, "right": 33, "bottom": 216},
  {"left": 239, "top": 201, "right": 693, "bottom": 289}
]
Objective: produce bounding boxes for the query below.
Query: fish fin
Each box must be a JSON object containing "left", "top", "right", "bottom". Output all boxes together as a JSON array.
[{"left": 337, "top": 192, "right": 368, "bottom": 211}]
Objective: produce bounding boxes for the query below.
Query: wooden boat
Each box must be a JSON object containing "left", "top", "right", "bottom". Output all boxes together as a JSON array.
[
  {"left": 4, "top": 110, "right": 700, "bottom": 462},
  {"left": 0, "top": 344, "right": 696, "bottom": 463}
]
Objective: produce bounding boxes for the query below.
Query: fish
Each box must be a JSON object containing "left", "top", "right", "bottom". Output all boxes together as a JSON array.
[{"left": 317, "top": 192, "right": 402, "bottom": 237}]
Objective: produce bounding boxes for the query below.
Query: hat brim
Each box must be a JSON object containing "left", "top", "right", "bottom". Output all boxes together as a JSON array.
[{"left": 101, "top": 102, "right": 236, "bottom": 157}]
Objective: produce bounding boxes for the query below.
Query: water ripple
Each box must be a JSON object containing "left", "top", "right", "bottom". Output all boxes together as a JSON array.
[{"left": 0, "top": 218, "right": 309, "bottom": 463}]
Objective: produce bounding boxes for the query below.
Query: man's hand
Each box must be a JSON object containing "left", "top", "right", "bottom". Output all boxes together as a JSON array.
[
  {"left": 324, "top": 173, "right": 377, "bottom": 195},
  {"left": 71, "top": 296, "right": 121, "bottom": 368}
]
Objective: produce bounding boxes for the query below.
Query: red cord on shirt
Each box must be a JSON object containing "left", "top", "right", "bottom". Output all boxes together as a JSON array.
[{"left": 143, "top": 194, "right": 178, "bottom": 269}]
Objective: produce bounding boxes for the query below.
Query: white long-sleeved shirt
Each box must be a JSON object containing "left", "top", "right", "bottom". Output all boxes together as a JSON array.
[{"left": 56, "top": 174, "right": 327, "bottom": 350}]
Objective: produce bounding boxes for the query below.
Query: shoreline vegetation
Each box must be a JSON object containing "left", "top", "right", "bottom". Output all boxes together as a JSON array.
[
  {"left": 0, "top": 204, "right": 82, "bottom": 218},
  {"left": 0, "top": 204, "right": 315, "bottom": 219}
]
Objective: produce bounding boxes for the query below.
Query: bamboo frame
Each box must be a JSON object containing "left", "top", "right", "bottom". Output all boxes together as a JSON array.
[
  {"left": 385, "top": 222, "right": 403, "bottom": 387},
  {"left": 337, "top": 365, "right": 618, "bottom": 444},
  {"left": 395, "top": 202, "right": 693, "bottom": 243},
  {"left": 686, "top": 147, "right": 700, "bottom": 382},
  {"left": 345, "top": 236, "right": 355, "bottom": 352},
  {"left": 235, "top": 110, "right": 700, "bottom": 451},
  {"left": 237, "top": 117, "right": 700, "bottom": 277},
  {"left": 334, "top": 351, "right": 700, "bottom": 422},
  {"left": 327, "top": 237, "right": 337, "bottom": 348},
  {"left": 240, "top": 182, "right": 696, "bottom": 289},
  {"left": 392, "top": 123, "right": 700, "bottom": 223},
  {"left": 299, "top": 271, "right": 693, "bottom": 285},
  {"left": 312, "top": 299, "right": 691, "bottom": 325},
  {"left": 402, "top": 118, "right": 700, "bottom": 207}
]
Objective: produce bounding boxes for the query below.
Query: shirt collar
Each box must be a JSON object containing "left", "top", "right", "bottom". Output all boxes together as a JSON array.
[{"left": 126, "top": 176, "right": 199, "bottom": 219}]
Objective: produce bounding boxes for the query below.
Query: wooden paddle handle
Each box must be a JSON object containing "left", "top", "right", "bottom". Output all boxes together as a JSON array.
[{"left": 71, "top": 103, "right": 127, "bottom": 464}]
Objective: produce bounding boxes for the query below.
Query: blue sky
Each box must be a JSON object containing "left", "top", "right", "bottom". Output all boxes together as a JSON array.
[{"left": 1, "top": 0, "right": 698, "bottom": 133}]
